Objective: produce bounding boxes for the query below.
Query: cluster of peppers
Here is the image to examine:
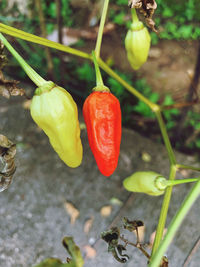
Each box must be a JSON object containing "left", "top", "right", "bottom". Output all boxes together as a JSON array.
[
  {"left": 31, "top": 8, "right": 151, "bottom": 177},
  {"left": 30, "top": 59, "right": 122, "bottom": 177},
  {"left": 4, "top": 9, "right": 193, "bottom": 196}
]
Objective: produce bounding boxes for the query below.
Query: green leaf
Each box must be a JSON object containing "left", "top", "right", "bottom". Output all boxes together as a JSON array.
[
  {"left": 133, "top": 101, "right": 153, "bottom": 118},
  {"left": 149, "top": 92, "right": 159, "bottom": 103},
  {"left": 166, "top": 120, "right": 175, "bottom": 130},
  {"left": 107, "top": 77, "right": 124, "bottom": 98},
  {"left": 113, "top": 12, "right": 126, "bottom": 25},
  {"left": 195, "top": 139, "right": 200, "bottom": 148},
  {"left": 163, "top": 95, "right": 174, "bottom": 106},
  {"left": 62, "top": 237, "right": 84, "bottom": 267},
  {"left": 162, "top": 7, "right": 174, "bottom": 18},
  {"left": 76, "top": 62, "right": 95, "bottom": 83},
  {"left": 194, "top": 122, "right": 200, "bottom": 130},
  {"left": 178, "top": 25, "right": 193, "bottom": 39},
  {"left": 150, "top": 32, "right": 159, "bottom": 45},
  {"left": 34, "top": 237, "right": 83, "bottom": 267},
  {"left": 116, "top": 0, "right": 127, "bottom": 5}
]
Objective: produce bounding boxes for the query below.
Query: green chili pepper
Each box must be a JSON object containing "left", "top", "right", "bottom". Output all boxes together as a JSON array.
[
  {"left": 123, "top": 171, "right": 165, "bottom": 196},
  {"left": 123, "top": 171, "right": 199, "bottom": 196},
  {"left": 125, "top": 9, "right": 151, "bottom": 70}
]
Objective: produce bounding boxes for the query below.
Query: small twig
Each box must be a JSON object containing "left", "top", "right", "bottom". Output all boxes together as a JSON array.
[
  {"left": 120, "top": 235, "right": 151, "bottom": 259},
  {"left": 120, "top": 235, "right": 137, "bottom": 248},
  {"left": 161, "top": 100, "right": 199, "bottom": 111}
]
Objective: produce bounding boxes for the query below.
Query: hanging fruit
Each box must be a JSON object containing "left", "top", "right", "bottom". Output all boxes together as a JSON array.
[
  {"left": 125, "top": 9, "right": 151, "bottom": 70},
  {"left": 83, "top": 52, "right": 121, "bottom": 176}
]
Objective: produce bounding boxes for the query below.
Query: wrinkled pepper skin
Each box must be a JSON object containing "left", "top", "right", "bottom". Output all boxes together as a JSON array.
[
  {"left": 125, "top": 21, "right": 151, "bottom": 70},
  {"left": 83, "top": 91, "right": 121, "bottom": 176},
  {"left": 123, "top": 171, "right": 165, "bottom": 196},
  {"left": 30, "top": 82, "right": 83, "bottom": 168}
]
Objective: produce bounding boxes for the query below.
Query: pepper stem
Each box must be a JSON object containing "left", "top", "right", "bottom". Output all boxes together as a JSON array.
[
  {"left": 131, "top": 8, "right": 139, "bottom": 23},
  {"left": 155, "top": 176, "right": 199, "bottom": 191},
  {"left": 0, "top": 33, "right": 46, "bottom": 87},
  {"left": 95, "top": 0, "right": 109, "bottom": 59},
  {"left": 166, "top": 178, "right": 199, "bottom": 186},
  {"left": 92, "top": 51, "right": 109, "bottom": 92},
  {"left": 92, "top": 51, "right": 104, "bottom": 86}
]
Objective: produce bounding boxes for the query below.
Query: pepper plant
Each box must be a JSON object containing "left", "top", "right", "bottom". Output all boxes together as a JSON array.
[{"left": 0, "top": 0, "right": 200, "bottom": 266}]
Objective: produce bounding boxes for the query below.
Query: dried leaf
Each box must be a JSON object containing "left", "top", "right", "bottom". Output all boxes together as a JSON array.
[
  {"left": 128, "top": 0, "right": 158, "bottom": 32},
  {"left": 133, "top": 225, "right": 146, "bottom": 242},
  {"left": 123, "top": 217, "right": 144, "bottom": 232},
  {"left": 0, "top": 41, "right": 8, "bottom": 70},
  {"left": 83, "top": 245, "right": 96, "bottom": 259},
  {"left": 0, "top": 71, "right": 26, "bottom": 98},
  {"left": 100, "top": 205, "right": 112, "bottom": 217},
  {"left": 64, "top": 201, "right": 80, "bottom": 224},
  {"left": 0, "top": 134, "right": 16, "bottom": 192},
  {"left": 84, "top": 216, "right": 94, "bottom": 234}
]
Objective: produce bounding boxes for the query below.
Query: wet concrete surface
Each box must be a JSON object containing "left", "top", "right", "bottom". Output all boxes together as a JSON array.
[{"left": 0, "top": 94, "right": 200, "bottom": 267}]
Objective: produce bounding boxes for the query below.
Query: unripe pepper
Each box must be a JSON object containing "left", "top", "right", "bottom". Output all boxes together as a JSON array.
[
  {"left": 83, "top": 86, "right": 121, "bottom": 176},
  {"left": 31, "top": 81, "right": 83, "bottom": 168},
  {"left": 125, "top": 9, "right": 151, "bottom": 70},
  {"left": 123, "top": 171, "right": 199, "bottom": 196},
  {"left": 0, "top": 33, "right": 83, "bottom": 168},
  {"left": 123, "top": 171, "right": 166, "bottom": 196}
]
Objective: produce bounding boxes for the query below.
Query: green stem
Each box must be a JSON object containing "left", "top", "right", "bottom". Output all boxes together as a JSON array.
[
  {"left": 98, "top": 58, "right": 159, "bottom": 110},
  {"left": 155, "top": 110, "right": 176, "bottom": 165},
  {"left": 0, "top": 33, "right": 45, "bottom": 87},
  {"left": 176, "top": 164, "right": 200, "bottom": 172},
  {"left": 161, "top": 178, "right": 199, "bottom": 188},
  {"left": 0, "top": 23, "right": 91, "bottom": 60},
  {"left": 0, "top": 23, "right": 160, "bottom": 112},
  {"left": 151, "top": 165, "right": 177, "bottom": 257},
  {"left": 92, "top": 51, "right": 104, "bottom": 87},
  {"left": 131, "top": 8, "right": 139, "bottom": 23},
  {"left": 149, "top": 179, "right": 200, "bottom": 267},
  {"left": 95, "top": 0, "right": 109, "bottom": 59}
]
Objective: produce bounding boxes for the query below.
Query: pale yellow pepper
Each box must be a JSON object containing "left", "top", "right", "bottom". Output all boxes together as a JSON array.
[
  {"left": 125, "top": 9, "right": 151, "bottom": 70},
  {"left": 0, "top": 33, "right": 83, "bottom": 168},
  {"left": 31, "top": 81, "right": 83, "bottom": 168}
]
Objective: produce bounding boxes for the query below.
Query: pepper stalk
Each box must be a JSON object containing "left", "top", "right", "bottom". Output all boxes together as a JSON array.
[
  {"left": 92, "top": 51, "right": 109, "bottom": 92},
  {"left": 0, "top": 33, "right": 46, "bottom": 88}
]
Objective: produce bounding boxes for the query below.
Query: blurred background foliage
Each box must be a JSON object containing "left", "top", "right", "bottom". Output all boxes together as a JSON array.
[{"left": 1, "top": 0, "right": 200, "bottom": 153}]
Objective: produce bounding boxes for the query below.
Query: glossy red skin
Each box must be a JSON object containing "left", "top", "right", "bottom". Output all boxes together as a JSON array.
[{"left": 83, "top": 91, "right": 121, "bottom": 176}]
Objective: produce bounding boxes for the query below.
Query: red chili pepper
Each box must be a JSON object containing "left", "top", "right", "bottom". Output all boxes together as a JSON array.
[{"left": 83, "top": 90, "right": 121, "bottom": 176}]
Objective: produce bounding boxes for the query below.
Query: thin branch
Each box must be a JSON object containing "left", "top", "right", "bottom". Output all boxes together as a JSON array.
[{"left": 120, "top": 235, "right": 151, "bottom": 259}]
